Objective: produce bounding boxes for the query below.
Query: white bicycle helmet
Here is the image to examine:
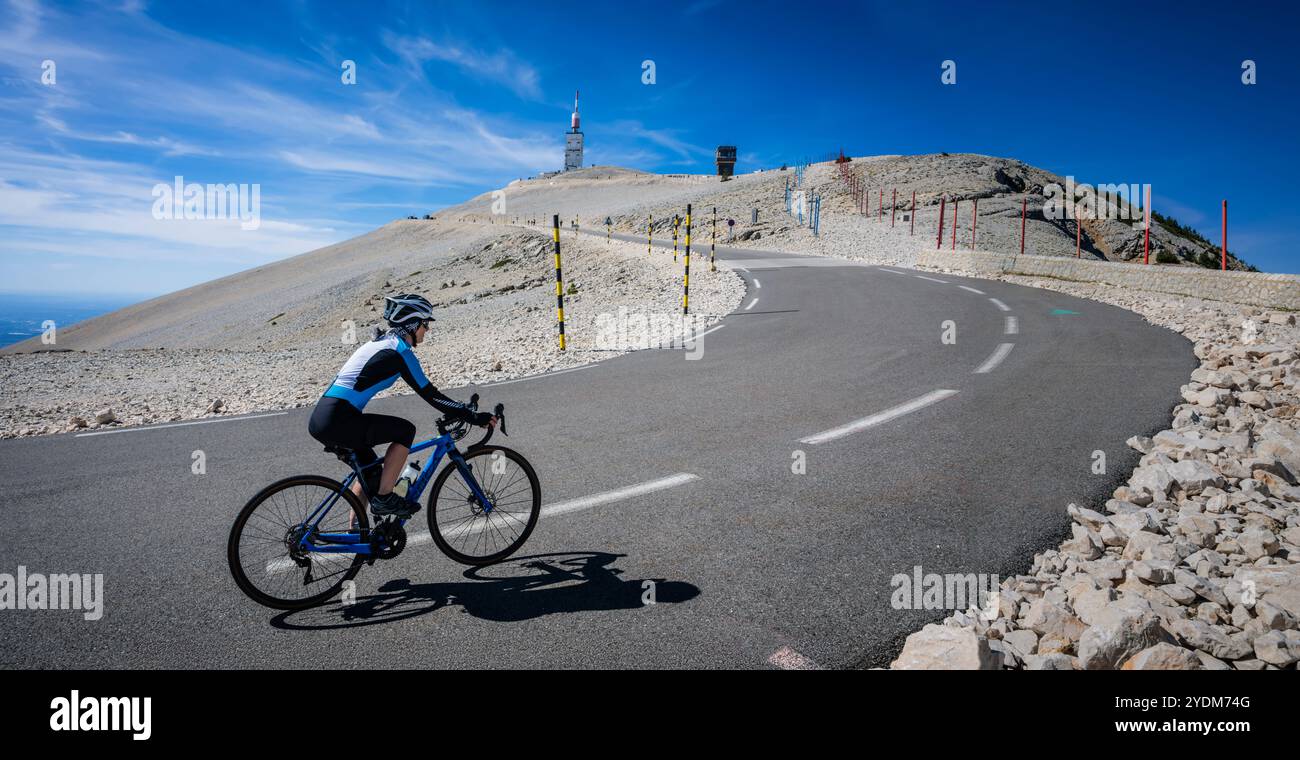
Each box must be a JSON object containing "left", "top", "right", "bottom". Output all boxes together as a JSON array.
[{"left": 382, "top": 293, "right": 435, "bottom": 327}]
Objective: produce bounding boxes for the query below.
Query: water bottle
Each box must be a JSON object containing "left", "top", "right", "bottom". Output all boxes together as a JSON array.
[{"left": 393, "top": 460, "right": 422, "bottom": 498}]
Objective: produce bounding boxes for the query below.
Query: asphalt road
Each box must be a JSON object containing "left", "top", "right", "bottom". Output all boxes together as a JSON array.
[{"left": 0, "top": 232, "right": 1195, "bottom": 669}]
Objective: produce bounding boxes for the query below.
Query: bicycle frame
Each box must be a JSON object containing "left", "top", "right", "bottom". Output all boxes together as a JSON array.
[{"left": 296, "top": 433, "right": 495, "bottom": 557}]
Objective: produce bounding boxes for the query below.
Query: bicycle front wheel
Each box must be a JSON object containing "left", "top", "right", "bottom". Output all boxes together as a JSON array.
[
  {"left": 427, "top": 445, "right": 540, "bottom": 566},
  {"left": 227, "top": 475, "right": 369, "bottom": 610}
]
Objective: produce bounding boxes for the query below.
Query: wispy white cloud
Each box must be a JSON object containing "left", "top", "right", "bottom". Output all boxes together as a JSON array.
[{"left": 383, "top": 31, "right": 542, "bottom": 100}]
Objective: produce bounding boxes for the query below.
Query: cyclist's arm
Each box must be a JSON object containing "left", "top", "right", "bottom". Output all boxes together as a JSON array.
[{"left": 395, "top": 347, "right": 482, "bottom": 424}]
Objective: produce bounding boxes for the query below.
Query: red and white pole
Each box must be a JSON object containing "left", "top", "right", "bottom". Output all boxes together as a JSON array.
[
  {"left": 1221, "top": 199, "right": 1227, "bottom": 270},
  {"left": 891, "top": 189, "right": 897, "bottom": 227},
  {"left": 937, "top": 196, "right": 946, "bottom": 249},
  {"left": 1019, "top": 196, "right": 1027, "bottom": 255},
  {"left": 951, "top": 199, "right": 958, "bottom": 250},
  {"left": 1143, "top": 184, "right": 1151, "bottom": 265}
]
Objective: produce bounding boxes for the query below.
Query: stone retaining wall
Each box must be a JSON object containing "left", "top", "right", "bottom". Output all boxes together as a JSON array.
[{"left": 916, "top": 249, "right": 1300, "bottom": 310}]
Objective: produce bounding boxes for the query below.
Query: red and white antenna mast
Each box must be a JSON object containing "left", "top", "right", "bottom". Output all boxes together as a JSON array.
[{"left": 571, "top": 90, "right": 580, "bottom": 131}]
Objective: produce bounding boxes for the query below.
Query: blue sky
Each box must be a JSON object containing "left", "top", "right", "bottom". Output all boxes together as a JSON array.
[{"left": 1, "top": 0, "right": 1297, "bottom": 297}]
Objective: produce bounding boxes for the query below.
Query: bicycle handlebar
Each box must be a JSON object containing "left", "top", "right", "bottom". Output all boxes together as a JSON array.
[{"left": 435, "top": 393, "right": 506, "bottom": 448}]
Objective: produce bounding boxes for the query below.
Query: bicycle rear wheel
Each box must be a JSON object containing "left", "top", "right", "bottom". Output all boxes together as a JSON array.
[
  {"left": 227, "top": 475, "right": 369, "bottom": 610},
  {"left": 427, "top": 445, "right": 540, "bottom": 566}
]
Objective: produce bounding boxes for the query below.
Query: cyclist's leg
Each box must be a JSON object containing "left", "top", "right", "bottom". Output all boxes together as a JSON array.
[{"left": 361, "top": 414, "right": 416, "bottom": 497}]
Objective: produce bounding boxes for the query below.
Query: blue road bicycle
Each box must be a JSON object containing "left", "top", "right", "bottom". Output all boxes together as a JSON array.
[{"left": 227, "top": 395, "right": 541, "bottom": 610}]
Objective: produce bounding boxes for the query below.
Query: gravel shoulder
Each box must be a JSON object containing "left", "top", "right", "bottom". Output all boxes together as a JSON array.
[
  {"left": 0, "top": 226, "right": 742, "bottom": 438},
  {"left": 890, "top": 264, "right": 1300, "bottom": 670}
]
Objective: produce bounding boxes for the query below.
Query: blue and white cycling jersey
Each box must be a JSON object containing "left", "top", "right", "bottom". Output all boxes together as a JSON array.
[{"left": 322, "top": 332, "right": 473, "bottom": 419}]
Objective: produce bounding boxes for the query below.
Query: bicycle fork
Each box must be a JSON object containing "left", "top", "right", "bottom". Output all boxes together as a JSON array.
[{"left": 451, "top": 452, "right": 495, "bottom": 514}]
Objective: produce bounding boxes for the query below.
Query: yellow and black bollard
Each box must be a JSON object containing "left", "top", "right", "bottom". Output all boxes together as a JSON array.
[
  {"left": 683, "top": 204, "right": 691, "bottom": 315},
  {"left": 673, "top": 216, "right": 679, "bottom": 261},
  {"left": 647, "top": 214, "right": 653, "bottom": 256},
  {"left": 552, "top": 214, "right": 566, "bottom": 351},
  {"left": 711, "top": 206, "right": 717, "bottom": 272}
]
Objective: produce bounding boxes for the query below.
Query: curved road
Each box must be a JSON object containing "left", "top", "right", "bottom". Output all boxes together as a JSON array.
[{"left": 0, "top": 235, "right": 1194, "bottom": 669}]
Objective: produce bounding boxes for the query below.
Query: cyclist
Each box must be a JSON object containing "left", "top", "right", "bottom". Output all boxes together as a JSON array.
[{"left": 308, "top": 293, "right": 493, "bottom": 518}]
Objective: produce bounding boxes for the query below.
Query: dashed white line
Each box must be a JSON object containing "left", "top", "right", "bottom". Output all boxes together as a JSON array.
[
  {"left": 799, "top": 389, "right": 960, "bottom": 445},
  {"left": 540, "top": 472, "right": 699, "bottom": 518},
  {"left": 958, "top": 285, "right": 986, "bottom": 295},
  {"left": 974, "top": 342, "right": 1015, "bottom": 374},
  {"left": 878, "top": 268, "right": 909, "bottom": 275},
  {"left": 266, "top": 473, "right": 701, "bottom": 574},
  {"left": 988, "top": 297, "right": 1011, "bottom": 312},
  {"left": 744, "top": 298, "right": 759, "bottom": 311},
  {"left": 914, "top": 275, "right": 949, "bottom": 284},
  {"left": 483, "top": 364, "right": 595, "bottom": 387},
  {"left": 76, "top": 411, "right": 289, "bottom": 438},
  {"left": 753, "top": 278, "right": 762, "bottom": 288},
  {"left": 1004, "top": 316, "right": 1019, "bottom": 335},
  {"left": 768, "top": 646, "right": 821, "bottom": 670},
  {"left": 658, "top": 323, "right": 725, "bottom": 349}
]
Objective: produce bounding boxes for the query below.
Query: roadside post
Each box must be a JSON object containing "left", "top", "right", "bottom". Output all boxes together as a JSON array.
[
  {"left": 1143, "top": 185, "right": 1151, "bottom": 264},
  {"left": 1020, "top": 197, "right": 1027, "bottom": 256},
  {"left": 972, "top": 199, "right": 978, "bottom": 250},
  {"left": 937, "top": 196, "right": 946, "bottom": 249},
  {"left": 711, "top": 207, "right": 717, "bottom": 272},
  {"left": 552, "top": 215, "right": 566, "bottom": 351},
  {"left": 891, "top": 189, "right": 897, "bottom": 227},
  {"left": 1221, "top": 200, "right": 1228, "bottom": 270},
  {"left": 910, "top": 191, "right": 916, "bottom": 236},
  {"left": 673, "top": 215, "right": 680, "bottom": 261},
  {"left": 683, "top": 204, "right": 692, "bottom": 315},
  {"left": 648, "top": 214, "right": 653, "bottom": 256},
  {"left": 952, "top": 199, "right": 959, "bottom": 250}
]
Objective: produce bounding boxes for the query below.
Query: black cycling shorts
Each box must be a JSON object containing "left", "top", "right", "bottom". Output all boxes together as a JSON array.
[{"left": 308, "top": 396, "right": 417, "bottom": 468}]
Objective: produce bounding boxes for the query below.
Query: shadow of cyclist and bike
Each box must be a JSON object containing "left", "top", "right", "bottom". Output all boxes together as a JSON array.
[{"left": 269, "top": 551, "right": 700, "bottom": 630}]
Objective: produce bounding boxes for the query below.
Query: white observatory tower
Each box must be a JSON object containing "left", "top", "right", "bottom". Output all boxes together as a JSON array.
[{"left": 564, "top": 90, "right": 584, "bottom": 172}]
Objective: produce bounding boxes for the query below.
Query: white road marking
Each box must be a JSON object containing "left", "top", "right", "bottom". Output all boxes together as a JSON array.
[
  {"left": 958, "top": 285, "right": 985, "bottom": 295},
  {"left": 75, "top": 411, "right": 289, "bottom": 438},
  {"left": 265, "top": 473, "right": 701, "bottom": 575},
  {"left": 878, "top": 268, "right": 909, "bottom": 275},
  {"left": 658, "top": 323, "right": 724, "bottom": 349},
  {"left": 745, "top": 298, "right": 759, "bottom": 311},
  {"left": 768, "top": 646, "right": 821, "bottom": 670},
  {"left": 914, "top": 275, "right": 949, "bottom": 284},
  {"left": 482, "top": 364, "right": 595, "bottom": 387},
  {"left": 974, "top": 342, "right": 1015, "bottom": 374},
  {"left": 1004, "top": 316, "right": 1019, "bottom": 335},
  {"left": 799, "top": 389, "right": 960, "bottom": 445},
  {"left": 753, "top": 278, "right": 762, "bottom": 288},
  {"left": 540, "top": 472, "right": 699, "bottom": 518},
  {"left": 988, "top": 297, "right": 1011, "bottom": 312}
]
